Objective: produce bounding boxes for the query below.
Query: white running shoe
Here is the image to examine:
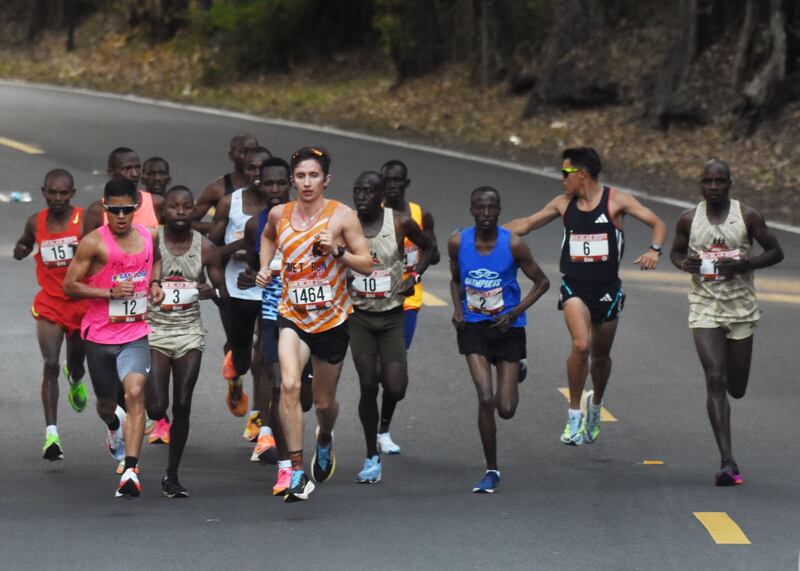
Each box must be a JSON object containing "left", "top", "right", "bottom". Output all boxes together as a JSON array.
[
  {"left": 106, "top": 406, "right": 126, "bottom": 461},
  {"left": 377, "top": 432, "right": 401, "bottom": 455}
]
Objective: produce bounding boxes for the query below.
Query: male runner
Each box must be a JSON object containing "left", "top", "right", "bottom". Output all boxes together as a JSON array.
[
  {"left": 14, "top": 169, "right": 90, "bottom": 461},
  {"left": 670, "top": 159, "right": 783, "bottom": 486},
  {"left": 141, "top": 157, "right": 172, "bottom": 197},
  {"left": 256, "top": 146, "right": 372, "bottom": 502},
  {"left": 379, "top": 159, "right": 440, "bottom": 454},
  {"left": 210, "top": 146, "right": 272, "bottom": 422},
  {"left": 146, "top": 186, "right": 226, "bottom": 497},
  {"left": 506, "top": 147, "right": 666, "bottom": 446},
  {"left": 450, "top": 187, "right": 549, "bottom": 493},
  {"left": 64, "top": 178, "right": 165, "bottom": 497},
  {"left": 349, "top": 171, "right": 434, "bottom": 483}
]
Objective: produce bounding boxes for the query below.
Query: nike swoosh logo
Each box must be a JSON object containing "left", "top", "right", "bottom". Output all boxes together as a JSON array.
[{"left": 381, "top": 234, "right": 391, "bottom": 238}]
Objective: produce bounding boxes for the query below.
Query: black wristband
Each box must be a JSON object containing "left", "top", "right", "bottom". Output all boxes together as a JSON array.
[{"left": 149, "top": 278, "right": 162, "bottom": 287}]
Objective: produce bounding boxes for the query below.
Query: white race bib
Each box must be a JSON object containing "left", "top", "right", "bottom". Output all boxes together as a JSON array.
[
  {"left": 160, "top": 280, "right": 199, "bottom": 311},
  {"left": 466, "top": 286, "right": 504, "bottom": 315},
  {"left": 352, "top": 269, "right": 392, "bottom": 298},
  {"left": 109, "top": 291, "right": 147, "bottom": 323},
  {"left": 40, "top": 236, "right": 78, "bottom": 268},
  {"left": 699, "top": 249, "right": 741, "bottom": 282},
  {"left": 269, "top": 251, "right": 283, "bottom": 276},
  {"left": 404, "top": 246, "right": 419, "bottom": 271},
  {"left": 569, "top": 233, "right": 609, "bottom": 262},
  {"left": 287, "top": 279, "right": 333, "bottom": 310}
]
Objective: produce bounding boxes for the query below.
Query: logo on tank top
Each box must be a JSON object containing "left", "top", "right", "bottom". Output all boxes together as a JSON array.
[
  {"left": 466, "top": 269, "right": 501, "bottom": 288},
  {"left": 112, "top": 270, "right": 147, "bottom": 283},
  {"left": 699, "top": 238, "right": 741, "bottom": 282},
  {"left": 594, "top": 214, "right": 609, "bottom": 223}
]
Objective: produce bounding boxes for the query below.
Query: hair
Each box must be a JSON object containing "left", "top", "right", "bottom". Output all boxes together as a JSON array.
[
  {"left": 471, "top": 186, "right": 501, "bottom": 204},
  {"left": 380, "top": 159, "right": 408, "bottom": 179},
  {"left": 107, "top": 147, "right": 137, "bottom": 170},
  {"left": 260, "top": 157, "right": 291, "bottom": 178},
  {"left": 103, "top": 177, "right": 138, "bottom": 201},
  {"left": 230, "top": 133, "right": 258, "bottom": 149},
  {"left": 164, "top": 185, "right": 194, "bottom": 203},
  {"left": 244, "top": 146, "right": 273, "bottom": 161},
  {"left": 704, "top": 158, "right": 731, "bottom": 180},
  {"left": 291, "top": 146, "right": 332, "bottom": 176},
  {"left": 43, "top": 168, "right": 74, "bottom": 188},
  {"left": 562, "top": 147, "right": 602, "bottom": 179},
  {"left": 143, "top": 156, "right": 170, "bottom": 173},
  {"left": 356, "top": 171, "right": 384, "bottom": 190}
]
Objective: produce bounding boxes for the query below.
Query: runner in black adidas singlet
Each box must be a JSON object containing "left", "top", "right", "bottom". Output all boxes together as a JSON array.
[{"left": 506, "top": 147, "right": 666, "bottom": 446}]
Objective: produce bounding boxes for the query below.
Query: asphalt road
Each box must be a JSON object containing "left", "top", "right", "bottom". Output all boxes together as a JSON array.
[{"left": 0, "top": 82, "right": 798, "bottom": 571}]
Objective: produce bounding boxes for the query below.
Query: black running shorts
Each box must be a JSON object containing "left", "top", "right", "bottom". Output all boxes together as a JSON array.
[
  {"left": 558, "top": 277, "right": 625, "bottom": 324},
  {"left": 277, "top": 316, "right": 350, "bottom": 365},
  {"left": 456, "top": 321, "right": 526, "bottom": 363}
]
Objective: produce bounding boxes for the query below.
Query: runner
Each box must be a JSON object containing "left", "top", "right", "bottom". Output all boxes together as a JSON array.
[
  {"left": 450, "top": 187, "right": 549, "bottom": 493},
  {"left": 348, "top": 171, "right": 434, "bottom": 483},
  {"left": 506, "top": 147, "right": 666, "bottom": 446},
  {"left": 379, "top": 159, "right": 440, "bottom": 454},
  {"left": 85, "top": 147, "right": 163, "bottom": 232},
  {"left": 64, "top": 178, "right": 165, "bottom": 497},
  {"left": 145, "top": 185, "right": 226, "bottom": 497},
  {"left": 141, "top": 157, "right": 172, "bottom": 197},
  {"left": 669, "top": 159, "right": 783, "bottom": 486},
  {"left": 210, "top": 146, "right": 272, "bottom": 424},
  {"left": 256, "top": 146, "right": 372, "bottom": 502},
  {"left": 14, "top": 169, "right": 90, "bottom": 461}
]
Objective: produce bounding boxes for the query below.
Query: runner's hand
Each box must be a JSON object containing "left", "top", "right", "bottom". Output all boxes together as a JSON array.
[
  {"left": 13, "top": 242, "right": 32, "bottom": 259},
  {"left": 390, "top": 275, "right": 416, "bottom": 298},
  {"left": 491, "top": 310, "right": 517, "bottom": 333},
  {"left": 197, "top": 282, "right": 214, "bottom": 300},
  {"left": 452, "top": 310, "right": 465, "bottom": 330},
  {"left": 149, "top": 282, "right": 164, "bottom": 306},
  {"left": 314, "top": 230, "right": 334, "bottom": 256},
  {"left": 633, "top": 249, "right": 660, "bottom": 270},
  {"left": 113, "top": 279, "right": 135, "bottom": 298},
  {"left": 255, "top": 268, "right": 272, "bottom": 288},
  {"left": 715, "top": 258, "right": 749, "bottom": 279},
  {"left": 237, "top": 268, "right": 257, "bottom": 289},
  {"left": 680, "top": 255, "right": 701, "bottom": 273}
]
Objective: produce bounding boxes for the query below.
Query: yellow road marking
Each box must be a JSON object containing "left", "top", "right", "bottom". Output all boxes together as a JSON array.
[
  {"left": 557, "top": 388, "right": 618, "bottom": 421},
  {"left": 422, "top": 291, "right": 448, "bottom": 307},
  {"left": 643, "top": 460, "right": 664, "bottom": 465},
  {"left": 618, "top": 268, "right": 799, "bottom": 294},
  {"left": 693, "top": 512, "right": 751, "bottom": 545},
  {"left": 641, "top": 284, "right": 800, "bottom": 305},
  {"left": 0, "top": 136, "right": 44, "bottom": 155}
]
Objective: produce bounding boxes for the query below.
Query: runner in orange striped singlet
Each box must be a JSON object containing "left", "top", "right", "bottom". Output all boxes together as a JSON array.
[{"left": 256, "top": 146, "right": 372, "bottom": 502}]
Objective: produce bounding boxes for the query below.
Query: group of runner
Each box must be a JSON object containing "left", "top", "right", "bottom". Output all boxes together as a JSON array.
[{"left": 14, "top": 140, "right": 783, "bottom": 500}]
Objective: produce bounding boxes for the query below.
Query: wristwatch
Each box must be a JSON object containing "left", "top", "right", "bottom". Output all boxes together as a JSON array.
[
  {"left": 333, "top": 245, "right": 346, "bottom": 259},
  {"left": 409, "top": 271, "right": 422, "bottom": 284},
  {"left": 649, "top": 243, "right": 663, "bottom": 255}
]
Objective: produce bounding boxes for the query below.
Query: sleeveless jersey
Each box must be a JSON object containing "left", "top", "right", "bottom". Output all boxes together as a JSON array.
[
  {"left": 34, "top": 207, "right": 83, "bottom": 301},
  {"left": 458, "top": 226, "right": 525, "bottom": 327},
  {"left": 256, "top": 207, "right": 283, "bottom": 321},
  {"left": 81, "top": 224, "right": 153, "bottom": 344},
  {"left": 688, "top": 199, "right": 758, "bottom": 322},
  {"left": 104, "top": 190, "right": 159, "bottom": 228},
  {"left": 148, "top": 227, "right": 205, "bottom": 336},
  {"left": 350, "top": 208, "right": 405, "bottom": 312},
  {"left": 224, "top": 189, "right": 261, "bottom": 301},
  {"left": 403, "top": 201, "right": 424, "bottom": 311},
  {"left": 560, "top": 186, "right": 624, "bottom": 285},
  {"left": 276, "top": 200, "right": 352, "bottom": 333}
]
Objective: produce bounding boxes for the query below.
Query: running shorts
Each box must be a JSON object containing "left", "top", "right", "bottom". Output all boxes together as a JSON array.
[
  {"left": 277, "top": 316, "right": 349, "bottom": 365},
  {"left": 558, "top": 277, "right": 625, "bottom": 324},
  {"left": 457, "top": 322, "right": 526, "bottom": 363},
  {"left": 85, "top": 336, "right": 150, "bottom": 401},
  {"left": 689, "top": 316, "right": 757, "bottom": 340},
  {"left": 261, "top": 318, "right": 279, "bottom": 366},
  {"left": 149, "top": 332, "right": 205, "bottom": 360},
  {"left": 350, "top": 306, "right": 406, "bottom": 362},
  {"left": 32, "top": 291, "right": 89, "bottom": 336}
]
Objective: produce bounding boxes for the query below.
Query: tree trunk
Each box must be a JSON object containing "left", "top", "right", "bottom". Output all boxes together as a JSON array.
[
  {"left": 732, "top": 0, "right": 757, "bottom": 90},
  {"left": 64, "top": 0, "right": 77, "bottom": 51}
]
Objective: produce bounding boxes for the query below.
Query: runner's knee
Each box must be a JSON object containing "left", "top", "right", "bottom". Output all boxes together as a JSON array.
[
  {"left": 571, "top": 339, "right": 590, "bottom": 359},
  {"left": 497, "top": 402, "right": 517, "bottom": 420}
]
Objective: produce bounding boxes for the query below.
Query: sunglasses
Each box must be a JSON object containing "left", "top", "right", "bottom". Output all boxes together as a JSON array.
[
  {"left": 103, "top": 203, "right": 138, "bottom": 216},
  {"left": 561, "top": 167, "right": 581, "bottom": 179}
]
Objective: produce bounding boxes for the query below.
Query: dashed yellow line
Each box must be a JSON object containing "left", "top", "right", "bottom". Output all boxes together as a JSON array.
[
  {"left": 422, "top": 291, "right": 448, "bottom": 307},
  {"left": 643, "top": 460, "right": 664, "bottom": 465},
  {"left": 693, "top": 512, "right": 751, "bottom": 545},
  {"left": 0, "top": 135, "right": 44, "bottom": 155},
  {"left": 557, "top": 388, "right": 618, "bottom": 421}
]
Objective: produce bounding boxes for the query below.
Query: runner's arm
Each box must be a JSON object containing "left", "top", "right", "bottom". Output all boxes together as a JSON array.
[
  {"left": 401, "top": 214, "right": 434, "bottom": 276},
  {"left": 669, "top": 210, "right": 701, "bottom": 273},
  {"left": 338, "top": 208, "right": 376, "bottom": 275},
  {"left": 504, "top": 197, "right": 562, "bottom": 236},
  {"left": 83, "top": 200, "right": 105, "bottom": 234},
  {"left": 616, "top": 191, "right": 667, "bottom": 270},
  {"left": 492, "top": 236, "right": 550, "bottom": 332},
  {"left": 192, "top": 180, "right": 223, "bottom": 234},
  {"left": 421, "top": 209, "right": 441, "bottom": 265},
  {"left": 63, "top": 232, "right": 113, "bottom": 299},
  {"left": 447, "top": 234, "right": 465, "bottom": 330},
  {"left": 715, "top": 206, "right": 784, "bottom": 277},
  {"left": 237, "top": 215, "right": 259, "bottom": 290},
  {"left": 151, "top": 194, "right": 165, "bottom": 223},
  {"left": 255, "top": 207, "right": 280, "bottom": 288},
  {"left": 149, "top": 228, "right": 164, "bottom": 305},
  {"left": 12, "top": 213, "right": 37, "bottom": 260},
  {"left": 208, "top": 195, "right": 245, "bottom": 258},
  {"left": 200, "top": 237, "right": 228, "bottom": 298}
]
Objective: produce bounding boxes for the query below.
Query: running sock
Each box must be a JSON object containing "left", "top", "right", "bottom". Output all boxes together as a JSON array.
[
  {"left": 278, "top": 459, "right": 291, "bottom": 469},
  {"left": 46, "top": 425, "right": 58, "bottom": 438},
  {"left": 588, "top": 401, "right": 602, "bottom": 412},
  {"left": 289, "top": 450, "right": 304, "bottom": 472},
  {"left": 124, "top": 456, "right": 138, "bottom": 470},
  {"left": 569, "top": 408, "right": 582, "bottom": 416},
  {"left": 106, "top": 416, "right": 121, "bottom": 431},
  {"left": 259, "top": 425, "right": 273, "bottom": 438}
]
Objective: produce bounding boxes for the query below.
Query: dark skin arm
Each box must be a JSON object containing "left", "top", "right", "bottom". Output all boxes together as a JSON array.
[
  {"left": 192, "top": 179, "right": 225, "bottom": 234},
  {"left": 237, "top": 214, "right": 260, "bottom": 289},
  {"left": 149, "top": 227, "right": 165, "bottom": 305},
  {"left": 669, "top": 209, "right": 700, "bottom": 273},
  {"left": 208, "top": 194, "right": 247, "bottom": 259},
  {"left": 199, "top": 236, "right": 228, "bottom": 299},
  {"left": 83, "top": 200, "right": 105, "bottom": 234},
  {"left": 392, "top": 213, "right": 434, "bottom": 296},
  {"left": 448, "top": 233, "right": 465, "bottom": 330},
  {"left": 13, "top": 213, "right": 37, "bottom": 260},
  {"left": 151, "top": 193, "right": 165, "bottom": 223},
  {"left": 420, "top": 209, "right": 441, "bottom": 266},
  {"left": 491, "top": 235, "right": 550, "bottom": 333}
]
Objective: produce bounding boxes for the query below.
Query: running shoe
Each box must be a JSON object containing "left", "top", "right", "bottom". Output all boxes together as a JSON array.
[
  {"left": 583, "top": 390, "right": 601, "bottom": 444},
  {"left": 356, "top": 455, "right": 381, "bottom": 484},
  {"left": 518, "top": 358, "right": 528, "bottom": 383},
  {"left": 42, "top": 434, "right": 64, "bottom": 461},
  {"left": 161, "top": 474, "right": 189, "bottom": 498},
  {"left": 147, "top": 417, "right": 171, "bottom": 445},
  {"left": 284, "top": 470, "right": 315, "bottom": 502},
  {"left": 243, "top": 411, "right": 261, "bottom": 442},
  {"left": 377, "top": 432, "right": 401, "bottom": 455},
  {"left": 472, "top": 470, "right": 500, "bottom": 493},
  {"left": 144, "top": 418, "right": 155, "bottom": 435},
  {"left": 115, "top": 460, "right": 125, "bottom": 475},
  {"left": 116, "top": 467, "right": 141, "bottom": 498},
  {"left": 63, "top": 363, "right": 87, "bottom": 413},
  {"left": 222, "top": 350, "right": 236, "bottom": 381},
  {"left": 106, "top": 409, "right": 126, "bottom": 461},
  {"left": 272, "top": 467, "right": 292, "bottom": 496},
  {"left": 560, "top": 410, "right": 585, "bottom": 446},
  {"left": 311, "top": 427, "right": 336, "bottom": 483},
  {"left": 715, "top": 466, "right": 743, "bottom": 487},
  {"left": 253, "top": 432, "right": 278, "bottom": 465},
  {"left": 226, "top": 378, "right": 249, "bottom": 417}
]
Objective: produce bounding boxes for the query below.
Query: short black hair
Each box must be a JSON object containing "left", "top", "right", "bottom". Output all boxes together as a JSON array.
[
  {"left": 230, "top": 133, "right": 258, "bottom": 150},
  {"left": 245, "top": 146, "right": 273, "bottom": 161},
  {"left": 43, "top": 168, "right": 74, "bottom": 188},
  {"left": 470, "top": 186, "right": 501, "bottom": 204},
  {"left": 381, "top": 160, "right": 408, "bottom": 179},
  {"left": 260, "top": 157, "right": 291, "bottom": 179},
  {"left": 164, "top": 185, "right": 193, "bottom": 203},
  {"left": 107, "top": 147, "right": 137, "bottom": 170},
  {"left": 291, "top": 146, "right": 332, "bottom": 176},
  {"left": 563, "top": 147, "right": 602, "bottom": 179},
  {"left": 356, "top": 171, "right": 384, "bottom": 190},
  {"left": 143, "top": 156, "right": 170, "bottom": 172},
  {"left": 704, "top": 158, "right": 731, "bottom": 180},
  {"left": 103, "top": 177, "right": 138, "bottom": 201}
]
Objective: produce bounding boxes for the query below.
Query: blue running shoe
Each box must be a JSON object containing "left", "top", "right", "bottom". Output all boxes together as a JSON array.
[
  {"left": 560, "top": 409, "right": 585, "bottom": 446},
  {"left": 472, "top": 470, "right": 500, "bottom": 493},
  {"left": 356, "top": 455, "right": 381, "bottom": 484},
  {"left": 285, "top": 470, "right": 316, "bottom": 502},
  {"left": 311, "top": 427, "right": 336, "bottom": 483}
]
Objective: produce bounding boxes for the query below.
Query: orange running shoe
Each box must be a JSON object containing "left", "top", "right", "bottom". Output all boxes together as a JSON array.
[
  {"left": 148, "top": 417, "right": 171, "bottom": 445},
  {"left": 272, "top": 466, "right": 292, "bottom": 496},
  {"left": 251, "top": 431, "right": 278, "bottom": 465},
  {"left": 226, "top": 378, "right": 249, "bottom": 417},
  {"left": 243, "top": 411, "right": 261, "bottom": 442},
  {"left": 222, "top": 350, "right": 236, "bottom": 381}
]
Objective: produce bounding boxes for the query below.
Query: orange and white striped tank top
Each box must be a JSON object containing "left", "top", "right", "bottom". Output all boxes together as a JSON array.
[{"left": 277, "top": 199, "right": 352, "bottom": 333}]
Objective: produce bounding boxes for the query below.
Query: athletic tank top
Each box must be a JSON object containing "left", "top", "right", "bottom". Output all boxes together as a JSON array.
[
  {"left": 81, "top": 224, "right": 153, "bottom": 344},
  {"left": 276, "top": 200, "right": 352, "bottom": 333},
  {"left": 560, "top": 186, "right": 623, "bottom": 285},
  {"left": 34, "top": 207, "right": 83, "bottom": 301},
  {"left": 687, "top": 199, "right": 758, "bottom": 322},
  {"left": 458, "top": 226, "right": 525, "bottom": 327},
  {"left": 403, "top": 201, "right": 424, "bottom": 311},
  {"left": 351, "top": 208, "right": 405, "bottom": 312},
  {"left": 224, "top": 189, "right": 261, "bottom": 301},
  {"left": 256, "top": 207, "right": 282, "bottom": 321},
  {"left": 147, "top": 227, "right": 205, "bottom": 336},
  {"left": 103, "top": 191, "right": 159, "bottom": 228}
]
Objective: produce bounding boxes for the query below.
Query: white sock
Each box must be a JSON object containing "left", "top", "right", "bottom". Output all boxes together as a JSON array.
[
  {"left": 568, "top": 408, "right": 582, "bottom": 416},
  {"left": 278, "top": 459, "right": 291, "bottom": 469},
  {"left": 46, "top": 425, "right": 58, "bottom": 437},
  {"left": 589, "top": 401, "right": 602, "bottom": 412},
  {"left": 249, "top": 410, "right": 260, "bottom": 419},
  {"left": 259, "top": 425, "right": 273, "bottom": 438}
]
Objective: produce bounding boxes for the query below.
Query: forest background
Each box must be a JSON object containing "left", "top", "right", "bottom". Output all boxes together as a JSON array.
[{"left": 1, "top": 0, "right": 799, "bottom": 224}]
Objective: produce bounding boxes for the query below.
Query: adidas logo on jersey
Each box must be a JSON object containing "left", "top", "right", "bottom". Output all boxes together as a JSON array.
[
  {"left": 594, "top": 214, "right": 609, "bottom": 223},
  {"left": 599, "top": 293, "right": 614, "bottom": 302}
]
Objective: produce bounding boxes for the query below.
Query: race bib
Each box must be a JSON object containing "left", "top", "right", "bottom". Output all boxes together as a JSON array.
[
  {"left": 160, "top": 280, "right": 199, "bottom": 311},
  {"left": 569, "top": 233, "right": 609, "bottom": 262},
  {"left": 40, "top": 236, "right": 78, "bottom": 268},
  {"left": 269, "top": 251, "right": 283, "bottom": 276},
  {"left": 466, "top": 286, "right": 504, "bottom": 315},
  {"left": 352, "top": 269, "right": 392, "bottom": 298},
  {"left": 287, "top": 279, "right": 333, "bottom": 310},
  {"left": 699, "top": 249, "right": 741, "bottom": 282},
  {"left": 109, "top": 290, "right": 147, "bottom": 323},
  {"left": 404, "top": 246, "right": 419, "bottom": 271}
]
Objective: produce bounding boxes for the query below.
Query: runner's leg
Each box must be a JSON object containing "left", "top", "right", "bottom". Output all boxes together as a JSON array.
[
  {"left": 588, "top": 318, "right": 619, "bottom": 404},
  {"left": 311, "top": 356, "right": 343, "bottom": 446},
  {"left": 64, "top": 330, "right": 86, "bottom": 382},
  {"left": 36, "top": 319, "right": 64, "bottom": 427},
  {"left": 278, "top": 327, "right": 310, "bottom": 452},
  {"left": 167, "top": 349, "right": 202, "bottom": 476},
  {"left": 466, "top": 353, "right": 497, "bottom": 470},
  {"left": 145, "top": 350, "right": 171, "bottom": 421},
  {"left": 726, "top": 336, "right": 753, "bottom": 399},
  {"left": 563, "top": 299, "right": 592, "bottom": 409},
  {"left": 692, "top": 328, "right": 733, "bottom": 463},
  {"left": 122, "top": 372, "right": 147, "bottom": 461},
  {"left": 494, "top": 361, "right": 520, "bottom": 420},
  {"left": 355, "top": 354, "right": 380, "bottom": 457}
]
